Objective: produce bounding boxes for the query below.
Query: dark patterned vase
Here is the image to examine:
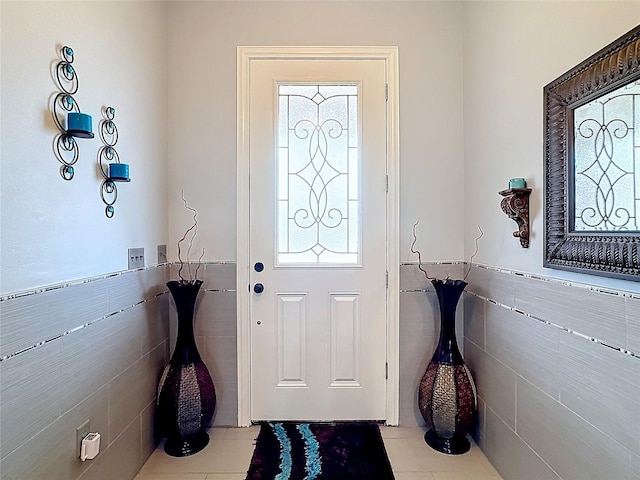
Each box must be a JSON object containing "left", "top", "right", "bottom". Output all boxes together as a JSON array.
[
  {"left": 418, "top": 279, "right": 477, "bottom": 454},
  {"left": 157, "top": 280, "right": 216, "bottom": 457}
]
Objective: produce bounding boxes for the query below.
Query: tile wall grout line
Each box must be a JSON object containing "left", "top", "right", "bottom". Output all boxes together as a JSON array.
[
  {"left": 0, "top": 263, "right": 168, "bottom": 302},
  {"left": 0, "top": 294, "right": 167, "bottom": 363},
  {"left": 466, "top": 291, "right": 638, "bottom": 360},
  {"left": 403, "top": 262, "right": 639, "bottom": 297},
  {"left": 471, "top": 262, "right": 638, "bottom": 298},
  {"left": 0, "top": 261, "right": 237, "bottom": 362}
]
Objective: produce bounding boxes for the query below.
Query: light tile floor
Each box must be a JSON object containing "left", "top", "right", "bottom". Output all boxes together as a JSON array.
[{"left": 135, "top": 426, "right": 503, "bottom": 480}]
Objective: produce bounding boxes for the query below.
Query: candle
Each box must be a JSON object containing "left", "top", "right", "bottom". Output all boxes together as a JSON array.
[
  {"left": 509, "top": 178, "right": 526, "bottom": 189},
  {"left": 109, "top": 163, "right": 130, "bottom": 181},
  {"left": 67, "top": 112, "right": 93, "bottom": 138}
]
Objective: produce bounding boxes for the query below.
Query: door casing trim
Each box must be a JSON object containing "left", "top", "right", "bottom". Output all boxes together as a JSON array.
[{"left": 236, "top": 46, "right": 400, "bottom": 426}]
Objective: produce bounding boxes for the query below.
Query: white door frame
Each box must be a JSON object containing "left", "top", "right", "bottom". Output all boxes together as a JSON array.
[{"left": 236, "top": 46, "right": 399, "bottom": 426}]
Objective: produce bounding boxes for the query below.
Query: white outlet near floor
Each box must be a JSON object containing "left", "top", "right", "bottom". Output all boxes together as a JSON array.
[{"left": 128, "top": 247, "right": 144, "bottom": 269}]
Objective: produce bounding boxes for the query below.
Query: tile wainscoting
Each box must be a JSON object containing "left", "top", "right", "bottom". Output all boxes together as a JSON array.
[
  {"left": 0, "top": 262, "right": 238, "bottom": 479},
  {"left": 0, "top": 266, "right": 170, "bottom": 480},
  {"left": 4, "top": 261, "right": 635, "bottom": 479},
  {"left": 463, "top": 264, "right": 640, "bottom": 480}
]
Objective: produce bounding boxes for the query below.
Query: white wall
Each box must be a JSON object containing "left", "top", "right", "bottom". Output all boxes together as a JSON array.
[
  {"left": 167, "top": 0, "right": 465, "bottom": 264},
  {"left": 0, "top": 1, "right": 169, "bottom": 295},
  {"left": 5, "top": 0, "right": 636, "bottom": 293},
  {"left": 463, "top": 1, "right": 640, "bottom": 293}
]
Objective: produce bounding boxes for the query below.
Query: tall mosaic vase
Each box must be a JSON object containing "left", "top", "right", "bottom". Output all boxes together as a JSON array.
[
  {"left": 157, "top": 280, "right": 216, "bottom": 457},
  {"left": 418, "top": 279, "right": 477, "bottom": 455}
]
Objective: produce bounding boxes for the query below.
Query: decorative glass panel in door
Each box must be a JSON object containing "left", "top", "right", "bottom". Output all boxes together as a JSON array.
[{"left": 277, "top": 84, "right": 360, "bottom": 265}]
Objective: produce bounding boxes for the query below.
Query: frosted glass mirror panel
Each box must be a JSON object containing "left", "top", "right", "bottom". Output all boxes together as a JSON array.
[
  {"left": 573, "top": 80, "right": 640, "bottom": 232},
  {"left": 277, "top": 84, "right": 360, "bottom": 265}
]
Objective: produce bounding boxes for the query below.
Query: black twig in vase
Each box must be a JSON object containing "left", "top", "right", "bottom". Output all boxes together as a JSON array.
[
  {"left": 177, "top": 190, "right": 205, "bottom": 284},
  {"left": 464, "top": 225, "right": 484, "bottom": 281},
  {"left": 411, "top": 221, "right": 434, "bottom": 280},
  {"left": 194, "top": 247, "right": 205, "bottom": 282},
  {"left": 411, "top": 221, "right": 483, "bottom": 283}
]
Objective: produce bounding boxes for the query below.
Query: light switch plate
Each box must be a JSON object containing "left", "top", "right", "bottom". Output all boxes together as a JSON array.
[
  {"left": 128, "top": 247, "right": 144, "bottom": 269},
  {"left": 157, "top": 244, "right": 167, "bottom": 264}
]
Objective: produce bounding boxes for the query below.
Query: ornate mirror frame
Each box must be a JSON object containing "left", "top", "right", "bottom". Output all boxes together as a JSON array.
[{"left": 544, "top": 24, "right": 640, "bottom": 281}]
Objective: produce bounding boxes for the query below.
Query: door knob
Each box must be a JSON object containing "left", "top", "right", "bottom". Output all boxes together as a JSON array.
[
  {"left": 253, "top": 283, "right": 264, "bottom": 294},
  {"left": 254, "top": 262, "right": 264, "bottom": 272}
]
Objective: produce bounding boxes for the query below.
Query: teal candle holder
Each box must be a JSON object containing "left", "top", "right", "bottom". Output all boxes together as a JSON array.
[
  {"left": 509, "top": 178, "right": 527, "bottom": 189},
  {"left": 109, "top": 163, "right": 130, "bottom": 181},
  {"left": 67, "top": 112, "right": 94, "bottom": 138}
]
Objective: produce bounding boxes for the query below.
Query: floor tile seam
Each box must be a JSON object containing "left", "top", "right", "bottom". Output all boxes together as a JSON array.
[
  {"left": 138, "top": 428, "right": 500, "bottom": 479},
  {"left": 140, "top": 464, "right": 215, "bottom": 475}
]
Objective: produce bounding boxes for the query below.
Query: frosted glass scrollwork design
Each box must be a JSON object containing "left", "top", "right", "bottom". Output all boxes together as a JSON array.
[
  {"left": 277, "top": 84, "right": 360, "bottom": 265},
  {"left": 573, "top": 81, "right": 640, "bottom": 232}
]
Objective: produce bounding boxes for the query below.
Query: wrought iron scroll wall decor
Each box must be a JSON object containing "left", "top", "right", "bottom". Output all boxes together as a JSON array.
[
  {"left": 52, "top": 46, "right": 94, "bottom": 180},
  {"left": 544, "top": 24, "right": 640, "bottom": 281},
  {"left": 98, "top": 107, "right": 129, "bottom": 218}
]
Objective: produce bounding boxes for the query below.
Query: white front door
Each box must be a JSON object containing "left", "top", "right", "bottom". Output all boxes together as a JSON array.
[{"left": 247, "top": 57, "right": 389, "bottom": 421}]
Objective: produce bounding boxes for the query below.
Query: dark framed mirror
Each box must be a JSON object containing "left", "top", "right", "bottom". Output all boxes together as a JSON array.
[{"left": 544, "top": 24, "right": 640, "bottom": 281}]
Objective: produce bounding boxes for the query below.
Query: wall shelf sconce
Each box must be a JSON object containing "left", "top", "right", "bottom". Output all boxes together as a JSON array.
[
  {"left": 98, "top": 107, "right": 129, "bottom": 218},
  {"left": 499, "top": 182, "right": 532, "bottom": 248},
  {"left": 52, "top": 46, "right": 94, "bottom": 181}
]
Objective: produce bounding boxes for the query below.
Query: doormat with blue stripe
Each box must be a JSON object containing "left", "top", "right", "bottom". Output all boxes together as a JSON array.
[{"left": 245, "top": 422, "right": 395, "bottom": 480}]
